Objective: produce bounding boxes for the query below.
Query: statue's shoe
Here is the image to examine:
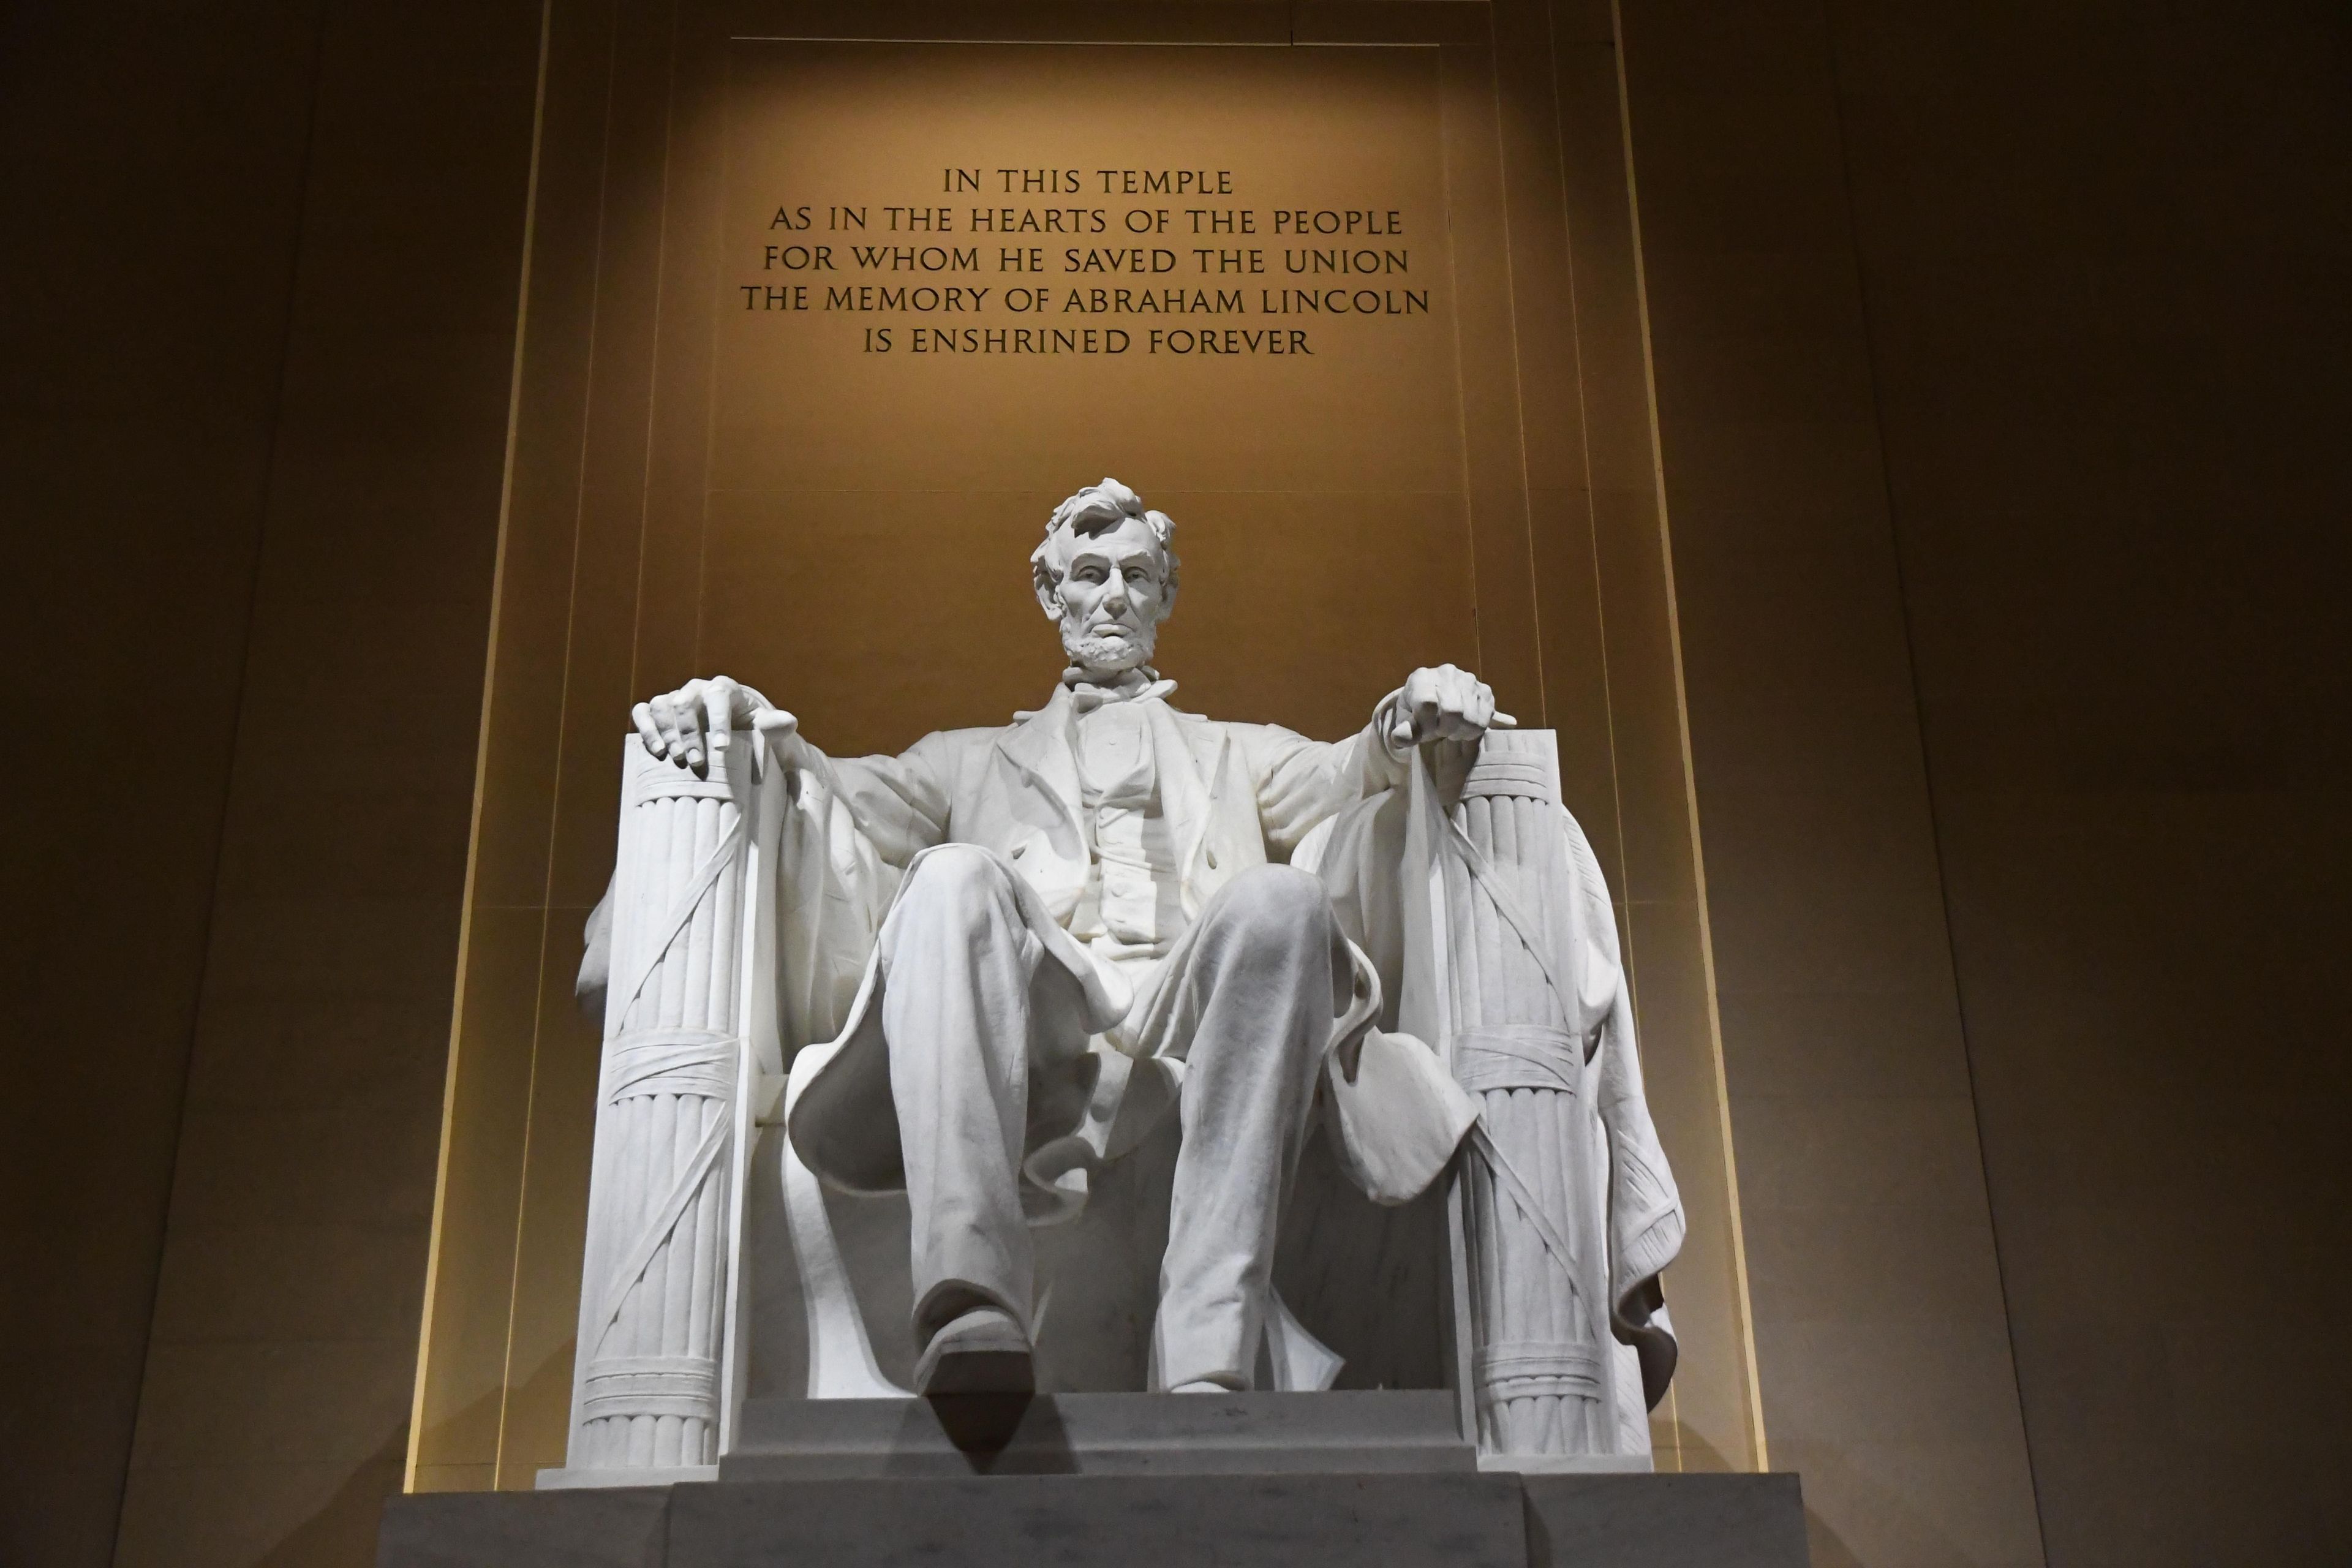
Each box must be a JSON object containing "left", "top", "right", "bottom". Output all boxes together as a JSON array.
[{"left": 914, "top": 1306, "right": 1034, "bottom": 1396}]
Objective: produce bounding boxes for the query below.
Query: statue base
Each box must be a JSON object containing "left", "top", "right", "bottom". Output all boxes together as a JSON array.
[
  {"left": 386, "top": 1395, "right": 1809, "bottom": 1567},
  {"left": 718, "top": 1390, "right": 1474, "bottom": 1480}
]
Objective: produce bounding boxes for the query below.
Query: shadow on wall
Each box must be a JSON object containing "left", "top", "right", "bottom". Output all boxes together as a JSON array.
[
  {"left": 1596, "top": 1401, "right": 1995, "bottom": 1567},
  {"left": 1792, "top": 1446, "right": 1991, "bottom": 1568},
  {"left": 1648, "top": 1417, "right": 1734, "bottom": 1476},
  {"left": 1807, "top": 1510, "right": 1863, "bottom": 1568},
  {"left": 253, "top": 1424, "right": 408, "bottom": 1568},
  {"left": 501, "top": 1340, "right": 579, "bottom": 1483}
]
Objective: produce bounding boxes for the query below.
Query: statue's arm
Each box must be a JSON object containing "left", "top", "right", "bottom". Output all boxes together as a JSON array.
[
  {"left": 1237, "top": 673, "right": 1481, "bottom": 835},
  {"left": 622, "top": 671, "right": 957, "bottom": 866},
  {"left": 820, "top": 731, "right": 957, "bottom": 867},
  {"left": 1243, "top": 666, "right": 1508, "bottom": 855},
  {"left": 1240, "top": 716, "right": 1403, "bottom": 859}
]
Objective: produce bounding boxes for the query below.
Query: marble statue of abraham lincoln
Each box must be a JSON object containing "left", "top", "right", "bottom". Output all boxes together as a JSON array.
[{"left": 593, "top": 477, "right": 1499, "bottom": 1396}]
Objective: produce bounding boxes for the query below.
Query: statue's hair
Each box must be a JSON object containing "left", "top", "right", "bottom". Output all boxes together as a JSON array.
[{"left": 1030, "top": 477, "right": 1180, "bottom": 617}]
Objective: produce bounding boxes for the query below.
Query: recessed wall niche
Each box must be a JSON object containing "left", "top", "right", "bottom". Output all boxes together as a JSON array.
[{"left": 405, "top": 1, "right": 1763, "bottom": 1490}]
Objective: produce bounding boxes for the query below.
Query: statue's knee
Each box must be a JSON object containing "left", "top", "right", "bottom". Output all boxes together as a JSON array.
[
  {"left": 1211, "top": 864, "right": 1330, "bottom": 946},
  {"left": 900, "top": 844, "right": 1012, "bottom": 929}
]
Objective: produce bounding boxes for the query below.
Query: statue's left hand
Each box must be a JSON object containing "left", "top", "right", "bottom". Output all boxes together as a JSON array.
[{"left": 1389, "top": 664, "right": 1515, "bottom": 748}]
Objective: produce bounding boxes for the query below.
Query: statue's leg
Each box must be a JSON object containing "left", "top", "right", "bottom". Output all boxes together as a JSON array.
[
  {"left": 1153, "top": 865, "right": 1347, "bottom": 1392},
  {"left": 876, "top": 845, "right": 1081, "bottom": 1381}
]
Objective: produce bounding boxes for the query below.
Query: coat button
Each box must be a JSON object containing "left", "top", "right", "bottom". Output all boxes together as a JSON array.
[
  {"left": 1011, "top": 843, "right": 1027, "bottom": 858},
  {"left": 1205, "top": 848, "right": 1218, "bottom": 869}
]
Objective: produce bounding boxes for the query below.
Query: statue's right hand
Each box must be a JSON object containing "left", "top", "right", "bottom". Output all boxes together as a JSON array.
[{"left": 633, "top": 675, "right": 771, "bottom": 771}]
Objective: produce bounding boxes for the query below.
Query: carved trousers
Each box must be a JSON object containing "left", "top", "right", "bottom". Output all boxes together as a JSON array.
[{"left": 876, "top": 845, "right": 1344, "bottom": 1391}]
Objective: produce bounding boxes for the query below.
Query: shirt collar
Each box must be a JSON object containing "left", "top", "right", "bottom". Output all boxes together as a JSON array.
[{"left": 1062, "top": 665, "right": 1177, "bottom": 714}]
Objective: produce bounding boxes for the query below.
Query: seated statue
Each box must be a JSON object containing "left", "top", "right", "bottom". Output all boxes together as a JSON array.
[
  {"left": 612, "top": 478, "right": 1491, "bottom": 1396},
  {"left": 569, "top": 477, "right": 1681, "bottom": 1473}
]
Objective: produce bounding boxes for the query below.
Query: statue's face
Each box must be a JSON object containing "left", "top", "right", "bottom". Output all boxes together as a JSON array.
[{"left": 1047, "top": 515, "right": 1170, "bottom": 677}]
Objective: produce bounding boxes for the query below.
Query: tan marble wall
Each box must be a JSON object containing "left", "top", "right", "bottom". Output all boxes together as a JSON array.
[
  {"left": 86, "top": 6, "right": 541, "bottom": 1566},
  {"left": 407, "top": 0, "right": 1762, "bottom": 1494},
  {"left": 1615, "top": 3, "right": 2044, "bottom": 1563},
  {"left": 1619, "top": 1, "right": 2351, "bottom": 1565},
  {"left": 9, "top": 3, "right": 2340, "bottom": 1566},
  {"left": 0, "top": 7, "right": 329, "bottom": 1564},
  {"left": 1821, "top": 5, "right": 2352, "bottom": 1565}
]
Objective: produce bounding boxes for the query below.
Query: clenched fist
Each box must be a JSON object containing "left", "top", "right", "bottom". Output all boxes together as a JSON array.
[{"left": 1388, "top": 663, "right": 1514, "bottom": 748}]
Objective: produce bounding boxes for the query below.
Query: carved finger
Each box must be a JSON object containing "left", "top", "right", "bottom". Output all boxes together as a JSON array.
[
  {"left": 633, "top": 701, "right": 665, "bottom": 757},
  {"left": 649, "top": 694, "right": 688, "bottom": 768},
  {"left": 1431, "top": 670, "right": 1469, "bottom": 733},
  {"left": 1470, "top": 683, "right": 1496, "bottom": 729},
  {"left": 702, "top": 677, "right": 734, "bottom": 755},
  {"left": 674, "top": 687, "right": 709, "bottom": 769}
]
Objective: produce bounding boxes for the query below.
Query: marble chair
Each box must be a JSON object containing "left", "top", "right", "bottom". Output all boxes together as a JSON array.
[{"left": 555, "top": 723, "right": 1681, "bottom": 1483}]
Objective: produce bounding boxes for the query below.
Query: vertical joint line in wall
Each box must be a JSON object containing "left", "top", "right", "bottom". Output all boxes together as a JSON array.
[
  {"left": 1486, "top": 3, "right": 1549, "bottom": 725},
  {"left": 111, "top": 2, "right": 336, "bottom": 1553},
  {"left": 626, "top": 2, "right": 687, "bottom": 699},
  {"left": 1544, "top": 0, "right": 1690, "bottom": 1468},
  {"left": 1537, "top": 0, "right": 1634, "bottom": 1023},
  {"left": 1816, "top": 12, "right": 2052, "bottom": 1559},
  {"left": 1539, "top": 7, "right": 1668, "bottom": 1468},
  {"left": 1608, "top": 0, "right": 1769, "bottom": 1473},
  {"left": 481, "top": 0, "right": 570, "bottom": 1492},
  {"left": 693, "top": 44, "right": 737, "bottom": 671},
  {"left": 1437, "top": 50, "right": 1487, "bottom": 674}
]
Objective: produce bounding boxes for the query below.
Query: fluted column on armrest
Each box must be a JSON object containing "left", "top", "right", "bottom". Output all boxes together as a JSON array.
[
  {"left": 565, "top": 739, "right": 753, "bottom": 1474},
  {"left": 1433, "top": 731, "right": 1628, "bottom": 1459}
]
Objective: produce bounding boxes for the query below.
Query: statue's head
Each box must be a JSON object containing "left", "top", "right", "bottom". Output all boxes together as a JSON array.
[{"left": 1031, "top": 477, "right": 1180, "bottom": 679}]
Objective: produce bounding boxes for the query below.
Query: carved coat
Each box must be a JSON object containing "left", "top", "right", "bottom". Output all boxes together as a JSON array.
[
  {"left": 764, "top": 684, "right": 1476, "bottom": 1212},
  {"left": 577, "top": 687, "right": 1683, "bottom": 1439}
]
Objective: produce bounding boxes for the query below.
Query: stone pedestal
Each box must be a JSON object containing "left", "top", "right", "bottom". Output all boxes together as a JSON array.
[
  {"left": 717, "top": 1390, "right": 1472, "bottom": 1480},
  {"left": 383, "top": 1395, "right": 1808, "bottom": 1568}
]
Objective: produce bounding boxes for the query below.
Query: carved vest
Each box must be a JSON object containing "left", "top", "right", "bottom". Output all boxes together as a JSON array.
[{"left": 1067, "top": 698, "right": 1186, "bottom": 963}]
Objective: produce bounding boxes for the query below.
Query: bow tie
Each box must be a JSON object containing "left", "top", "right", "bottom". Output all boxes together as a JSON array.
[{"left": 1063, "top": 666, "right": 1177, "bottom": 714}]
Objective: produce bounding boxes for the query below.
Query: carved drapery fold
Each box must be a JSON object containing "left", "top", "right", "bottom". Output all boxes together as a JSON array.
[{"left": 557, "top": 720, "right": 1675, "bottom": 1477}]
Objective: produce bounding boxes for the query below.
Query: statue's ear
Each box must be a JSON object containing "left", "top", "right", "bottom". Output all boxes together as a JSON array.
[{"left": 1031, "top": 534, "right": 1065, "bottom": 620}]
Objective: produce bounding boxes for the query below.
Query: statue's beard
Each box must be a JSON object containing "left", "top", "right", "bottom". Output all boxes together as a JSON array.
[{"left": 1061, "top": 619, "right": 1156, "bottom": 677}]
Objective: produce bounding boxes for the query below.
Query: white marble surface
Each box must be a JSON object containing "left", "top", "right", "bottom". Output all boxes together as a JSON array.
[
  {"left": 718, "top": 1389, "right": 1472, "bottom": 1481},
  {"left": 560, "top": 477, "right": 1686, "bottom": 1477}
]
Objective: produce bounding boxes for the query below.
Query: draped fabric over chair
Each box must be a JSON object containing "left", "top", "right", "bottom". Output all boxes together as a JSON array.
[{"left": 559, "top": 723, "right": 1683, "bottom": 1478}]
